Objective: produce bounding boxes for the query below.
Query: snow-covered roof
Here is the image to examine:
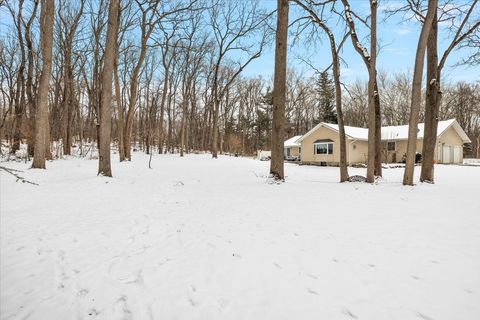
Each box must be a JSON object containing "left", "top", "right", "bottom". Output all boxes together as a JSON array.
[
  {"left": 297, "top": 119, "right": 471, "bottom": 143},
  {"left": 284, "top": 135, "right": 302, "bottom": 148}
]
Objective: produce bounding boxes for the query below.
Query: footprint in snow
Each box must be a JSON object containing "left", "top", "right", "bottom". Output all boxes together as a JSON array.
[
  {"left": 307, "top": 288, "right": 319, "bottom": 295},
  {"left": 77, "top": 288, "right": 89, "bottom": 298},
  {"left": 188, "top": 297, "right": 198, "bottom": 307},
  {"left": 112, "top": 295, "right": 132, "bottom": 320},
  {"left": 341, "top": 307, "right": 358, "bottom": 319},
  {"left": 417, "top": 312, "right": 435, "bottom": 320},
  {"left": 87, "top": 308, "right": 100, "bottom": 316}
]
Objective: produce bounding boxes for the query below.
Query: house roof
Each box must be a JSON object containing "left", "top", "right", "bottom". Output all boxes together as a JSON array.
[
  {"left": 284, "top": 135, "right": 302, "bottom": 148},
  {"left": 297, "top": 119, "right": 471, "bottom": 143}
]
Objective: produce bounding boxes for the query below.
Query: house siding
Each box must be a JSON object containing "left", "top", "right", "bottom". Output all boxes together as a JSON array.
[
  {"left": 300, "top": 124, "right": 466, "bottom": 165},
  {"left": 436, "top": 126, "right": 464, "bottom": 163},
  {"left": 288, "top": 146, "right": 300, "bottom": 157}
]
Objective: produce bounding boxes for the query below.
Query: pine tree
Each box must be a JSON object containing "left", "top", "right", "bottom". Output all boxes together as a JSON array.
[{"left": 316, "top": 71, "right": 337, "bottom": 124}]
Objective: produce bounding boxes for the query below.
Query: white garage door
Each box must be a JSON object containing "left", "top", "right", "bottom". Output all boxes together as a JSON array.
[
  {"left": 442, "top": 146, "right": 451, "bottom": 163},
  {"left": 453, "top": 146, "right": 462, "bottom": 163}
]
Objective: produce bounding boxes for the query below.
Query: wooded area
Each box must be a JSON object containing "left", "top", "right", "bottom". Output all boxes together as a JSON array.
[{"left": 0, "top": 0, "right": 479, "bottom": 185}]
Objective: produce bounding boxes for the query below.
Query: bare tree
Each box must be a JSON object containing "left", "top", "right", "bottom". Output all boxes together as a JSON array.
[
  {"left": 403, "top": 0, "right": 438, "bottom": 185},
  {"left": 98, "top": 0, "right": 119, "bottom": 177},
  {"left": 208, "top": 0, "right": 272, "bottom": 158},
  {"left": 293, "top": 0, "right": 350, "bottom": 182},
  {"left": 341, "top": 0, "right": 381, "bottom": 182},
  {"left": 270, "top": 0, "right": 289, "bottom": 180},
  {"left": 420, "top": 0, "right": 479, "bottom": 182},
  {"left": 58, "top": 0, "right": 84, "bottom": 155},
  {"left": 32, "top": 0, "right": 54, "bottom": 168}
]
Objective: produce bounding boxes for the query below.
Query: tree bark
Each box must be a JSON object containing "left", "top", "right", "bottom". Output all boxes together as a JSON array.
[
  {"left": 403, "top": 0, "right": 437, "bottom": 185},
  {"left": 420, "top": 12, "right": 439, "bottom": 183},
  {"left": 367, "top": 0, "right": 378, "bottom": 182},
  {"left": 114, "top": 59, "right": 125, "bottom": 161},
  {"left": 98, "top": 0, "right": 119, "bottom": 177},
  {"left": 32, "top": 0, "right": 54, "bottom": 169},
  {"left": 270, "top": 0, "right": 288, "bottom": 180}
]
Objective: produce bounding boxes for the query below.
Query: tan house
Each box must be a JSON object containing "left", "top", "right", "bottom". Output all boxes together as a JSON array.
[
  {"left": 284, "top": 135, "right": 302, "bottom": 158},
  {"left": 297, "top": 119, "right": 471, "bottom": 165}
]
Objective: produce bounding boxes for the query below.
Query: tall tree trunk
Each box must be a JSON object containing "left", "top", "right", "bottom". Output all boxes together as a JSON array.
[
  {"left": 63, "top": 48, "right": 74, "bottom": 155},
  {"left": 270, "top": 0, "right": 288, "bottom": 180},
  {"left": 403, "top": 0, "right": 437, "bottom": 185},
  {"left": 11, "top": 0, "right": 26, "bottom": 155},
  {"left": 114, "top": 59, "right": 125, "bottom": 161},
  {"left": 211, "top": 89, "right": 220, "bottom": 158},
  {"left": 420, "top": 12, "right": 439, "bottom": 183},
  {"left": 32, "top": 0, "right": 54, "bottom": 169},
  {"left": 180, "top": 97, "right": 187, "bottom": 157},
  {"left": 372, "top": 0, "right": 381, "bottom": 176},
  {"left": 366, "top": 0, "right": 378, "bottom": 182},
  {"left": 374, "top": 81, "right": 382, "bottom": 176},
  {"left": 158, "top": 72, "right": 168, "bottom": 154},
  {"left": 24, "top": 0, "right": 38, "bottom": 157},
  {"left": 98, "top": 0, "right": 119, "bottom": 177}
]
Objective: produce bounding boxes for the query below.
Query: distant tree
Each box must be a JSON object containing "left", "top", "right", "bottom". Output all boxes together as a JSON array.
[
  {"left": 316, "top": 71, "right": 337, "bottom": 124},
  {"left": 293, "top": 0, "right": 349, "bottom": 182},
  {"left": 208, "top": 0, "right": 271, "bottom": 158}
]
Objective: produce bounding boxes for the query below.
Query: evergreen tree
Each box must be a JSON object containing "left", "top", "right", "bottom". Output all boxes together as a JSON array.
[{"left": 316, "top": 71, "right": 337, "bottom": 123}]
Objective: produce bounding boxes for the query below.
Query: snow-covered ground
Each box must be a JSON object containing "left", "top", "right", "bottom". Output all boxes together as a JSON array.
[{"left": 1, "top": 153, "right": 479, "bottom": 320}]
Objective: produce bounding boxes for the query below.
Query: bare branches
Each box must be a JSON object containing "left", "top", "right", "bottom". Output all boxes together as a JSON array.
[{"left": 0, "top": 165, "right": 39, "bottom": 185}]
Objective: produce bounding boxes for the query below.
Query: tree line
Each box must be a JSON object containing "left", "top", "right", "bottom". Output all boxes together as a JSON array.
[{"left": 0, "top": 0, "right": 478, "bottom": 185}]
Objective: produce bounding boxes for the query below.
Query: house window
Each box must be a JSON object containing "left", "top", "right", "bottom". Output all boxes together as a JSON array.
[
  {"left": 314, "top": 143, "right": 334, "bottom": 155},
  {"left": 387, "top": 141, "right": 396, "bottom": 151}
]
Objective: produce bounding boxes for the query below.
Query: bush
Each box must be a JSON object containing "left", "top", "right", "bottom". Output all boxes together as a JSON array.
[{"left": 415, "top": 153, "right": 422, "bottom": 163}]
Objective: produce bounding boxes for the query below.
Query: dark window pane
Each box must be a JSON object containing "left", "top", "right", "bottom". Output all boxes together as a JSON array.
[
  {"left": 315, "top": 144, "right": 327, "bottom": 154},
  {"left": 387, "top": 142, "right": 395, "bottom": 151},
  {"left": 328, "top": 143, "right": 333, "bottom": 154}
]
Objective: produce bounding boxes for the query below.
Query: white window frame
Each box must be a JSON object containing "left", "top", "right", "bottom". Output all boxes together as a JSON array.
[
  {"left": 387, "top": 141, "right": 396, "bottom": 151},
  {"left": 314, "top": 142, "right": 334, "bottom": 155}
]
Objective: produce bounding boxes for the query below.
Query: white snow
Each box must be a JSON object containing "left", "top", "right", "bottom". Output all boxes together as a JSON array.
[
  {"left": 1, "top": 153, "right": 480, "bottom": 320},
  {"left": 303, "top": 119, "right": 471, "bottom": 143},
  {"left": 284, "top": 135, "right": 302, "bottom": 148}
]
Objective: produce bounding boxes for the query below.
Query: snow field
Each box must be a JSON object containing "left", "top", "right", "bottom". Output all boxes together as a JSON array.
[{"left": 1, "top": 153, "right": 479, "bottom": 320}]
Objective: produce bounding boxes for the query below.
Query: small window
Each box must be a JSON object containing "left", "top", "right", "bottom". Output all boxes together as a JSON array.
[
  {"left": 387, "top": 141, "right": 396, "bottom": 151},
  {"left": 314, "top": 143, "right": 334, "bottom": 155}
]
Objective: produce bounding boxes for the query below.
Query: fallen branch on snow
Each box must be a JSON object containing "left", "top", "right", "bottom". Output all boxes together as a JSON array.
[{"left": 0, "top": 166, "right": 39, "bottom": 186}]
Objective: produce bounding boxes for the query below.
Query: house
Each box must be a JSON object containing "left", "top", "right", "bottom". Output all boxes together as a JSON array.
[
  {"left": 297, "top": 119, "right": 471, "bottom": 165},
  {"left": 284, "top": 135, "right": 302, "bottom": 158}
]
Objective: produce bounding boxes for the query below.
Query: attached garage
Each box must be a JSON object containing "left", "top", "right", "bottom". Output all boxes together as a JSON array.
[
  {"left": 296, "top": 119, "right": 470, "bottom": 165},
  {"left": 441, "top": 145, "right": 452, "bottom": 163},
  {"left": 435, "top": 121, "right": 471, "bottom": 164}
]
